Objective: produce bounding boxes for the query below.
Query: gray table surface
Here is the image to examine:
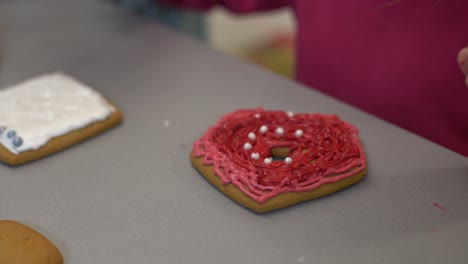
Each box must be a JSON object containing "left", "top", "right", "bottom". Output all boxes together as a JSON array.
[{"left": 1, "top": 1, "right": 467, "bottom": 263}]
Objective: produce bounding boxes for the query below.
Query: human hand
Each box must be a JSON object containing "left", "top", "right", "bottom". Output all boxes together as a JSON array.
[{"left": 457, "top": 47, "right": 468, "bottom": 87}]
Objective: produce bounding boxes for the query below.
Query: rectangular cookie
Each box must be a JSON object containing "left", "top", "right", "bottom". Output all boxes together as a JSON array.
[
  {"left": 0, "top": 73, "right": 122, "bottom": 166},
  {"left": 0, "top": 220, "right": 63, "bottom": 264}
]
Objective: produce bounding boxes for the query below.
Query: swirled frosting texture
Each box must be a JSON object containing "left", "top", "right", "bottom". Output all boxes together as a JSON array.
[{"left": 193, "top": 108, "right": 366, "bottom": 203}]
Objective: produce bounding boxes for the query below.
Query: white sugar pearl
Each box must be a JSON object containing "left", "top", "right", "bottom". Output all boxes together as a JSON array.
[
  {"left": 295, "top": 129, "right": 304, "bottom": 138},
  {"left": 284, "top": 157, "right": 293, "bottom": 164},
  {"left": 275, "top": 127, "right": 285, "bottom": 136},
  {"left": 254, "top": 113, "right": 261, "bottom": 118},
  {"left": 287, "top": 111, "right": 294, "bottom": 117},
  {"left": 248, "top": 132, "right": 256, "bottom": 140},
  {"left": 259, "top": 125, "right": 268, "bottom": 134},
  {"left": 264, "top": 157, "right": 272, "bottom": 164},
  {"left": 243, "top": 142, "right": 252, "bottom": 150},
  {"left": 251, "top": 152, "right": 260, "bottom": 160}
]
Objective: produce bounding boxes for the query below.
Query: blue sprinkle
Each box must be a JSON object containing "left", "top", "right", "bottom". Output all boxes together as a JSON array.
[
  {"left": 7, "top": 130, "right": 16, "bottom": 138},
  {"left": 12, "top": 136, "right": 23, "bottom": 147}
]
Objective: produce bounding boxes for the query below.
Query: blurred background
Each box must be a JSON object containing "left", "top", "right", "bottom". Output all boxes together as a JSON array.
[{"left": 114, "top": 0, "right": 296, "bottom": 78}]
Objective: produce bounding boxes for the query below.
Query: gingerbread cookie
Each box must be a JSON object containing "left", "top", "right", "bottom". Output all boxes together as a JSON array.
[
  {"left": 0, "top": 220, "right": 63, "bottom": 264},
  {"left": 0, "top": 72, "right": 122, "bottom": 165},
  {"left": 191, "top": 108, "right": 367, "bottom": 212}
]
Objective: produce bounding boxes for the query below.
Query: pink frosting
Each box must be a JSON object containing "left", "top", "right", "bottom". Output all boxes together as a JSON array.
[{"left": 193, "top": 108, "right": 367, "bottom": 203}]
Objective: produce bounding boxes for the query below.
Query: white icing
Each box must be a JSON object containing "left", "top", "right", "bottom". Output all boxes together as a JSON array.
[{"left": 0, "top": 72, "right": 115, "bottom": 154}]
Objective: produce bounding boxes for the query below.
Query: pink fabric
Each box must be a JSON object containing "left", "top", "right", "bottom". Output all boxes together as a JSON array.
[{"left": 161, "top": 0, "right": 468, "bottom": 157}]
